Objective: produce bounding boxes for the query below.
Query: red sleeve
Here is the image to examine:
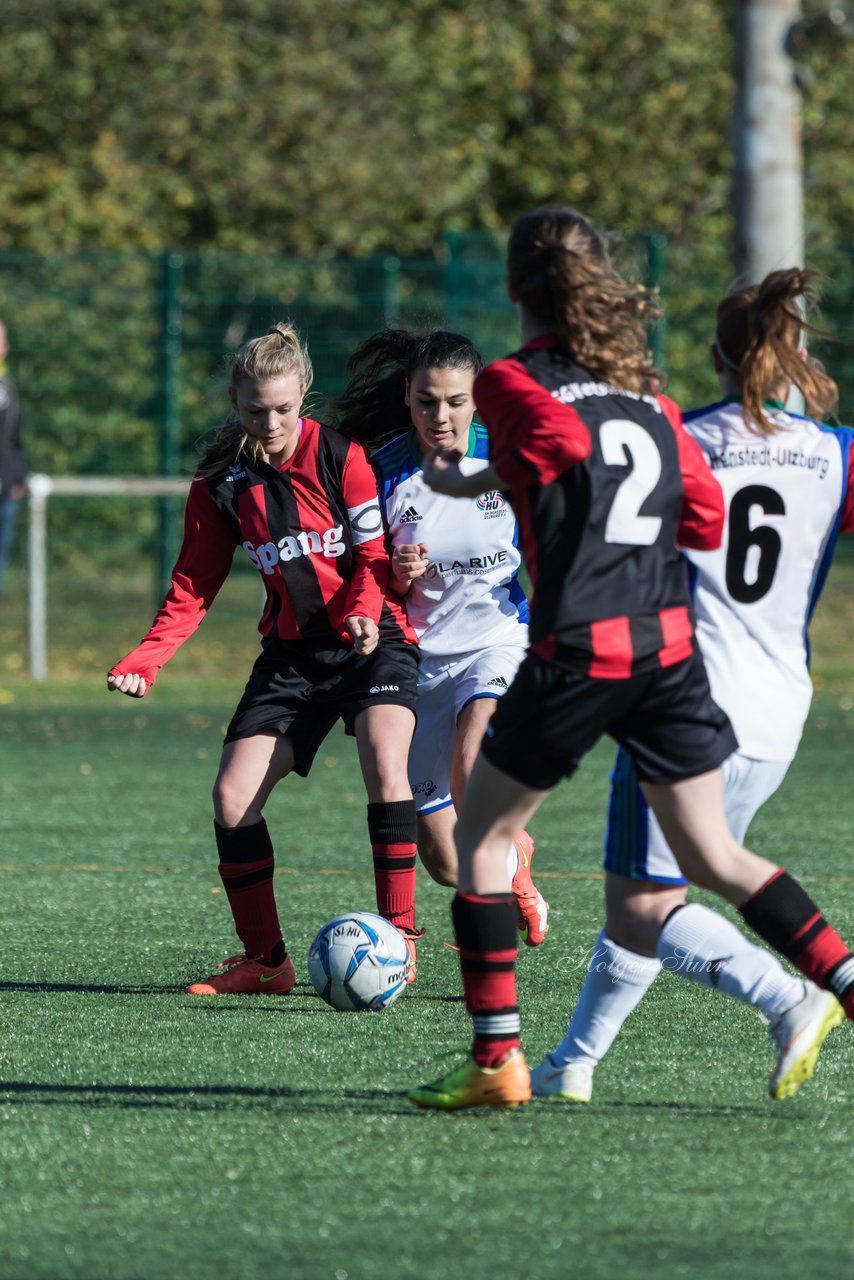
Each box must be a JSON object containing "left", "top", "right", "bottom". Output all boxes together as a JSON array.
[
  {"left": 108, "top": 478, "right": 236, "bottom": 688},
  {"left": 660, "top": 396, "right": 725, "bottom": 551},
  {"left": 474, "top": 358, "right": 592, "bottom": 487},
  {"left": 841, "top": 439, "right": 854, "bottom": 533},
  {"left": 340, "top": 441, "right": 390, "bottom": 629}
]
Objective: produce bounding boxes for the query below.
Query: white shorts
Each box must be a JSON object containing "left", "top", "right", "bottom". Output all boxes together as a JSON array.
[
  {"left": 409, "top": 643, "right": 528, "bottom": 816},
  {"left": 604, "top": 748, "right": 792, "bottom": 884}
]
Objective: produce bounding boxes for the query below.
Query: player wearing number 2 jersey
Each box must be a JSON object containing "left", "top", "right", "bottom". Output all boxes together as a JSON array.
[
  {"left": 538, "top": 267, "right": 854, "bottom": 1105},
  {"left": 408, "top": 213, "right": 854, "bottom": 1111}
]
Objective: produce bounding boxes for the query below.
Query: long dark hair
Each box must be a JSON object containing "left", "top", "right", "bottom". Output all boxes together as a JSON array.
[
  {"left": 507, "top": 207, "right": 661, "bottom": 393},
  {"left": 715, "top": 268, "right": 838, "bottom": 434},
  {"left": 333, "top": 329, "right": 484, "bottom": 447}
]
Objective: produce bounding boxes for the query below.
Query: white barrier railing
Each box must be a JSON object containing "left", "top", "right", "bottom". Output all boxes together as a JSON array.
[{"left": 27, "top": 473, "right": 191, "bottom": 680}]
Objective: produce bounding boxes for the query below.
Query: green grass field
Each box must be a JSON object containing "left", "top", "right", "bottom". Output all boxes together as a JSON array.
[{"left": 1, "top": 555, "right": 853, "bottom": 1279}]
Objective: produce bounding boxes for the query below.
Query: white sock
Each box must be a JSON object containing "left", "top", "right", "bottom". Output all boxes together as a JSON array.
[
  {"left": 505, "top": 841, "right": 518, "bottom": 884},
  {"left": 549, "top": 931, "right": 661, "bottom": 1069},
  {"left": 657, "top": 902, "right": 805, "bottom": 1020}
]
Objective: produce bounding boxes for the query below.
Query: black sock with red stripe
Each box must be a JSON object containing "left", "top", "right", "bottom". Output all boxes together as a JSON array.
[
  {"left": 740, "top": 869, "right": 854, "bottom": 1017},
  {"left": 215, "top": 819, "right": 286, "bottom": 967},
  {"left": 451, "top": 891, "right": 520, "bottom": 1068},
  {"left": 368, "top": 800, "right": 417, "bottom": 933}
]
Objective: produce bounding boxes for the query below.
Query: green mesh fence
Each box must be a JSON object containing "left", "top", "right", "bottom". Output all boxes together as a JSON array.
[{"left": 0, "top": 235, "right": 851, "bottom": 587}]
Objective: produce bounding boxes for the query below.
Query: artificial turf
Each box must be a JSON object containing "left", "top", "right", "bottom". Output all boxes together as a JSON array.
[{"left": 1, "top": 679, "right": 853, "bottom": 1280}]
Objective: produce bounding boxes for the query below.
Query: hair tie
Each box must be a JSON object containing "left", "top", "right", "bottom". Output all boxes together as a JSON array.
[{"left": 713, "top": 337, "right": 741, "bottom": 372}]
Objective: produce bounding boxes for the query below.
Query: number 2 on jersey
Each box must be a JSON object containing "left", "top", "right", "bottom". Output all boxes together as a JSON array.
[{"left": 600, "top": 418, "right": 663, "bottom": 546}]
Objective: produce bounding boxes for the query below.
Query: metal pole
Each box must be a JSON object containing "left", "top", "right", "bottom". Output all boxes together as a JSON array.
[
  {"left": 734, "top": 0, "right": 804, "bottom": 282},
  {"left": 647, "top": 234, "right": 667, "bottom": 374},
  {"left": 27, "top": 473, "right": 52, "bottom": 681}
]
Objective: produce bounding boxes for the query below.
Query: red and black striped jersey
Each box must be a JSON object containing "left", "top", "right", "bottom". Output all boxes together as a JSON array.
[
  {"left": 111, "top": 419, "right": 416, "bottom": 688},
  {"left": 474, "top": 337, "right": 725, "bottom": 679}
]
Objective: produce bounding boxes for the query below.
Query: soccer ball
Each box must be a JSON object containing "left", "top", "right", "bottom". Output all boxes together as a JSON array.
[{"left": 308, "top": 911, "right": 410, "bottom": 1011}]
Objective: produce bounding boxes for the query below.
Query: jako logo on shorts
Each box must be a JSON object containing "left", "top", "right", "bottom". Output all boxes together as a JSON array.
[{"left": 243, "top": 526, "right": 345, "bottom": 573}]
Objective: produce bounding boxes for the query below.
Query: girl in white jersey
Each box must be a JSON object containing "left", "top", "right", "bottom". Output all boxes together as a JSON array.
[
  {"left": 334, "top": 329, "right": 549, "bottom": 945},
  {"left": 533, "top": 267, "right": 854, "bottom": 1103}
]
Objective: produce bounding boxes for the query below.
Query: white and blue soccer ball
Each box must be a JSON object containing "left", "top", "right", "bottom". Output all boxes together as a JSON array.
[{"left": 308, "top": 911, "right": 410, "bottom": 1011}]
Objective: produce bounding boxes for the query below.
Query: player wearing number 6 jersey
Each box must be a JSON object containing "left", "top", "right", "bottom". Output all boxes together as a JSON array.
[
  {"left": 408, "top": 212, "right": 854, "bottom": 1111},
  {"left": 536, "top": 267, "right": 854, "bottom": 1105}
]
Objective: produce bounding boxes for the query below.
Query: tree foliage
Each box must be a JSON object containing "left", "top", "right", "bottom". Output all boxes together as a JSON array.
[
  {"left": 1, "top": 0, "right": 851, "bottom": 257},
  {"left": 1, "top": 0, "right": 852, "bottom": 578}
]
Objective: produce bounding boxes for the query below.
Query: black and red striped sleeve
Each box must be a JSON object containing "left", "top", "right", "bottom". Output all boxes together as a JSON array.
[
  {"left": 108, "top": 477, "right": 237, "bottom": 688},
  {"left": 661, "top": 396, "right": 725, "bottom": 551},
  {"left": 474, "top": 358, "right": 592, "bottom": 487},
  {"left": 340, "top": 440, "right": 390, "bottom": 629}
]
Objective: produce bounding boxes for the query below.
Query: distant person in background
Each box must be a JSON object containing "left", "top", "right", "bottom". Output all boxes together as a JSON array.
[
  {"left": 0, "top": 321, "right": 27, "bottom": 597},
  {"left": 108, "top": 323, "right": 422, "bottom": 993}
]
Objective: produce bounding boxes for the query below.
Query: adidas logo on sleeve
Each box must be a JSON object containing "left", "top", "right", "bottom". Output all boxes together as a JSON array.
[{"left": 400, "top": 506, "right": 422, "bottom": 523}]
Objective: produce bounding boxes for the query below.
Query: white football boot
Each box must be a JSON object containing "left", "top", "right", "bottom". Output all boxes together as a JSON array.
[
  {"left": 767, "top": 984, "right": 844, "bottom": 1099},
  {"left": 530, "top": 1054, "right": 593, "bottom": 1102}
]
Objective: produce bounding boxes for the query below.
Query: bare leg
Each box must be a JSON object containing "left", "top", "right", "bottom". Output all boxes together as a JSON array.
[
  {"left": 454, "top": 753, "right": 548, "bottom": 894},
  {"left": 641, "top": 769, "right": 775, "bottom": 904},
  {"left": 605, "top": 872, "right": 686, "bottom": 956},
  {"left": 449, "top": 697, "right": 498, "bottom": 809},
  {"left": 213, "top": 732, "right": 296, "bottom": 826},
  {"left": 417, "top": 807, "right": 458, "bottom": 886},
  {"left": 355, "top": 704, "right": 416, "bottom": 801}
]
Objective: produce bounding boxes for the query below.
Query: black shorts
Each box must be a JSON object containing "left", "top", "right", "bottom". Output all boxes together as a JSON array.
[
  {"left": 225, "top": 636, "right": 419, "bottom": 777},
  {"left": 481, "top": 648, "right": 737, "bottom": 790}
]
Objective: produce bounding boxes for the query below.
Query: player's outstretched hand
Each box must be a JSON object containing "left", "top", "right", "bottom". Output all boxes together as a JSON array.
[
  {"left": 423, "top": 446, "right": 499, "bottom": 499},
  {"left": 422, "top": 446, "right": 466, "bottom": 496},
  {"left": 107, "top": 672, "right": 148, "bottom": 698},
  {"left": 392, "top": 542, "right": 430, "bottom": 585},
  {"left": 345, "top": 616, "right": 379, "bottom": 657}
]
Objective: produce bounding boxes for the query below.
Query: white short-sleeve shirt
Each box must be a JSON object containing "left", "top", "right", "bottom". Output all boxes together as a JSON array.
[{"left": 372, "top": 424, "right": 529, "bottom": 658}]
